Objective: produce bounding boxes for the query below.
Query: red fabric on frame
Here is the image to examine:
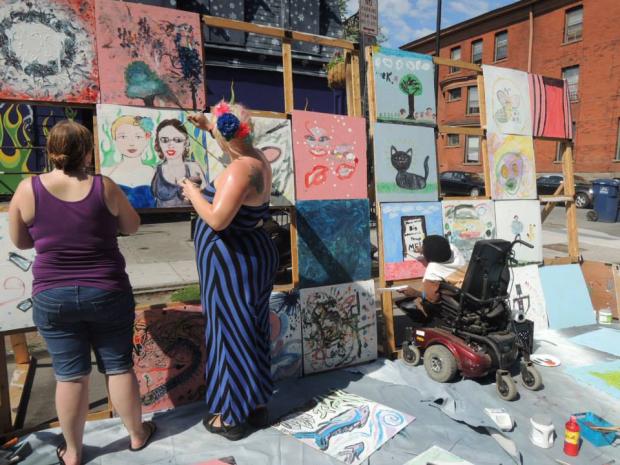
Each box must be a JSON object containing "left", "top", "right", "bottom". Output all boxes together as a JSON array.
[{"left": 529, "top": 74, "right": 573, "bottom": 139}]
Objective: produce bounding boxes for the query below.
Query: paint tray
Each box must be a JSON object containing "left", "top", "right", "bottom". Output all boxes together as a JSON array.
[{"left": 574, "top": 412, "right": 616, "bottom": 447}]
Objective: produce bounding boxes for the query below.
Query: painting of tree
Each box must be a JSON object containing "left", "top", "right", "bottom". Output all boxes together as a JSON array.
[{"left": 399, "top": 74, "right": 423, "bottom": 119}]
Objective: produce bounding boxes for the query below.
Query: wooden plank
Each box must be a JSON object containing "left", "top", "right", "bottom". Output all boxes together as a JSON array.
[
  {"left": 248, "top": 110, "right": 288, "bottom": 119},
  {"left": 476, "top": 75, "right": 487, "bottom": 131},
  {"left": 0, "top": 338, "right": 12, "bottom": 434},
  {"left": 93, "top": 115, "right": 101, "bottom": 174},
  {"left": 290, "top": 31, "right": 355, "bottom": 51},
  {"left": 438, "top": 125, "right": 484, "bottom": 136},
  {"left": 441, "top": 195, "right": 491, "bottom": 201},
  {"left": 543, "top": 257, "right": 574, "bottom": 266},
  {"left": 289, "top": 208, "right": 299, "bottom": 288},
  {"left": 562, "top": 144, "right": 580, "bottom": 260},
  {"left": 612, "top": 264, "right": 620, "bottom": 319},
  {"left": 282, "top": 39, "right": 294, "bottom": 114},
  {"left": 350, "top": 52, "right": 362, "bottom": 117},
  {"left": 345, "top": 51, "right": 354, "bottom": 117},
  {"left": 539, "top": 195, "right": 572, "bottom": 203},
  {"left": 476, "top": 75, "right": 492, "bottom": 197},
  {"left": 8, "top": 334, "right": 28, "bottom": 365},
  {"left": 273, "top": 283, "right": 295, "bottom": 292},
  {"left": 376, "top": 203, "right": 396, "bottom": 356},
  {"left": 9, "top": 358, "right": 35, "bottom": 429},
  {"left": 433, "top": 56, "right": 482, "bottom": 73},
  {"left": 365, "top": 46, "right": 377, "bottom": 205},
  {"left": 540, "top": 183, "right": 564, "bottom": 223}
]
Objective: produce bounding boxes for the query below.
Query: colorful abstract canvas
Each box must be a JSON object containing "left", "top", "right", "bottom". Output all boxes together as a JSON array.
[
  {"left": 442, "top": 200, "right": 496, "bottom": 261},
  {"left": 487, "top": 132, "right": 537, "bottom": 200},
  {"left": 482, "top": 65, "right": 532, "bottom": 136},
  {"left": 97, "top": 104, "right": 209, "bottom": 209},
  {"left": 95, "top": 0, "right": 205, "bottom": 109},
  {"left": 133, "top": 304, "right": 206, "bottom": 413},
  {"left": 372, "top": 47, "right": 436, "bottom": 126},
  {"left": 274, "top": 390, "right": 414, "bottom": 465},
  {"left": 539, "top": 264, "right": 596, "bottom": 329},
  {"left": 207, "top": 116, "right": 295, "bottom": 206},
  {"left": 373, "top": 123, "right": 438, "bottom": 202},
  {"left": 300, "top": 281, "right": 377, "bottom": 374},
  {"left": 0, "top": 212, "right": 35, "bottom": 332},
  {"left": 565, "top": 360, "right": 620, "bottom": 400},
  {"left": 296, "top": 200, "right": 371, "bottom": 288},
  {"left": 404, "top": 446, "right": 474, "bottom": 465},
  {"left": 494, "top": 200, "right": 542, "bottom": 263},
  {"left": 381, "top": 202, "right": 443, "bottom": 281},
  {"left": 291, "top": 110, "right": 367, "bottom": 201},
  {"left": 509, "top": 265, "right": 548, "bottom": 333},
  {"left": 0, "top": 0, "right": 99, "bottom": 103},
  {"left": 270, "top": 290, "right": 302, "bottom": 381},
  {"left": 529, "top": 74, "right": 573, "bottom": 139}
]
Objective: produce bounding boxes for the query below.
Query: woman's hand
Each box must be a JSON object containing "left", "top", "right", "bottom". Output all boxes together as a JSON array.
[
  {"left": 187, "top": 113, "right": 210, "bottom": 131},
  {"left": 179, "top": 178, "right": 202, "bottom": 203}
]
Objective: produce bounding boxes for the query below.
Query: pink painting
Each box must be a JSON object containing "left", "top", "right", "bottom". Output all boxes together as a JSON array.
[
  {"left": 133, "top": 304, "right": 206, "bottom": 414},
  {"left": 191, "top": 459, "right": 236, "bottom": 465},
  {"left": 95, "top": 0, "right": 205, "bottom": 110},
  {"left": 292, "top": 110, "right": 367, "bottom": 201}
]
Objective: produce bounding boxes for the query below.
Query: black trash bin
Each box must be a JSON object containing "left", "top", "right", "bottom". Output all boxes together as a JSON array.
[{"left": 589, "top": 179, "right": 620, "bottom": 222}]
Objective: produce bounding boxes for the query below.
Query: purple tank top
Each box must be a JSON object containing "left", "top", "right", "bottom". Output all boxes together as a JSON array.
[{"left": 29, "top": 175, "right": 130, "bottom": 295}]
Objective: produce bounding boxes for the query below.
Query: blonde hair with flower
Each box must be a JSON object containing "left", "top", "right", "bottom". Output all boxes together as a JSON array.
[{"left": 209, "top": 100, "right": 253, "bottom": 148}]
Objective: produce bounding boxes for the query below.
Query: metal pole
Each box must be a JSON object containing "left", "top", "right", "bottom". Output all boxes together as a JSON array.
[{"left": 434, "top": 0, "right": 442, "bottom": 111}]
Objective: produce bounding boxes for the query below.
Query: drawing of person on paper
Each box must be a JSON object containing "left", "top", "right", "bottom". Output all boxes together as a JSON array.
[
  {"left": 108, "top": 115, "right": 157, "bottom": 208},
  {"left": 151, "top": 119, "right": 207, "bottom": 207}
]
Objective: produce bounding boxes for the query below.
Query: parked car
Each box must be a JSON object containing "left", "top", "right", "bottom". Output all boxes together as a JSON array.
[
  {"left": 439, "top": 171, "right": 486, "bottom": 197},
  {"left": 536, "top": 174, "right": 593, "bottom": 208}
]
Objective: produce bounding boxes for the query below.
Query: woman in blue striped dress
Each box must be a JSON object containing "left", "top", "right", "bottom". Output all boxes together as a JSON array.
[{"left": 181, "top": 101, "right": 278, "bottom": 440}]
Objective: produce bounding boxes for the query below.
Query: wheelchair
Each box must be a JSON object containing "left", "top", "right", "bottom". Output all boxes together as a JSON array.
[{"left": 398, "top": 238, "right": 542, "bottom": 401}]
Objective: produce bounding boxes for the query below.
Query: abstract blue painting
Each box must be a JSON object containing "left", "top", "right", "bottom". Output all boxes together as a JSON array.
[
  {"left": 296, "top": 200, "right": 371, "bottom": 288},
  {"left": 381, "top": 202, "right": 443, "bottom": 280},
  {"left": 269, "top": 290, "right": 302, "bottom": 381}
]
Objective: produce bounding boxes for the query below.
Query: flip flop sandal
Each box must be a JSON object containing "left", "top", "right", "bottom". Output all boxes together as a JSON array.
[
  {"left": 56, "top": 442, "right": 66, "bottom": 465},
  {"left": 129, "top": 421, "right": 157, "bottom": 452}
]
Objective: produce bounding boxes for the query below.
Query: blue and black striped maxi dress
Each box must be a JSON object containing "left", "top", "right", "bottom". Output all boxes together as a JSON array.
[{"left": 194, "top": 182, "right": 279, "bottom": 426}]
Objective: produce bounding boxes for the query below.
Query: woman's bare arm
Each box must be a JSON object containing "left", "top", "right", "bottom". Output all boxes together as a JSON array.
[{"left": 8, "top": 179, "right": 35, "bottom": 249}]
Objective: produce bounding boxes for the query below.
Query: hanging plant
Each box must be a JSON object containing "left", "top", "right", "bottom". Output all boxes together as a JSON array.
[{"left": 326, "top": 51, "right": 346, "bottom": 89}]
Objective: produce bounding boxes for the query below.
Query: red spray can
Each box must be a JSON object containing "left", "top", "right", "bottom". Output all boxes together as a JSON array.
[{"left": 563, "top": 415, "right": 580, "bottom": 456}]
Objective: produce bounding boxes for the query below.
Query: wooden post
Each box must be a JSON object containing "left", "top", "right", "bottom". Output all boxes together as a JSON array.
[
  {"left": 562, "top": 143, "right": 580, "bottom": 260},
  {"left": 9, "top": 335, "right": 28, "bottom": 365},
  {"left": 476, "top": 75, "right": 491, "bottom": 195},
  {"left": 350, "top": 52, "right": 362, "bottom": 118},
  {"left": 290, "top": 207, "right": 299, "bottom": 287},
  {"left": 540, "top": 183, "right": 565, "bottom": 223},
  {"left": 93, "top": 115, "right": 101, "bottom": 174},
  {"left": 345, "top": 50, "right": 354, "bottom": 117},
  {"left": 281, "top": 38, "right": 294, "bottom": 114}
]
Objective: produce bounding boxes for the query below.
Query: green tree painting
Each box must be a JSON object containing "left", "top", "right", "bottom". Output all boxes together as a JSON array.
[
  {"left": 399, "top": 74, "right": 423, "bottom": 119},
  {"left": 125, "top": 62, "right": 172, "bottom": 107}
]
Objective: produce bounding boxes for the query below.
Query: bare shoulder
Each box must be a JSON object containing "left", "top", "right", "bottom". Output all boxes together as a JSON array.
[
  {"left": 13, "top": 177, "right": 34, "bottom": 199},
  {"left": 101, "top": 175, "right": 121, "bottom": 192}
]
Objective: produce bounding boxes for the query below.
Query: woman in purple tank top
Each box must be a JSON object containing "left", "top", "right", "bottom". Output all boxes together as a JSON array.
[{"left": 8, "top": 121, "right": 156, "bottom": 465}]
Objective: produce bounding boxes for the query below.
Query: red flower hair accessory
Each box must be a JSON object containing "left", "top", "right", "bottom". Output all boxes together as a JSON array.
[
  {"left": 235, "top": 122, "right": 251, "bottom": 139},
  {"left": 212, "top": 102, "right": 230, "bottom": 118}
]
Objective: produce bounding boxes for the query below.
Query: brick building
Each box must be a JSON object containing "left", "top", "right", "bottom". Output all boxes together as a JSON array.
[{"left": 402, "top": 0, "right": 620, "bottom": 178}]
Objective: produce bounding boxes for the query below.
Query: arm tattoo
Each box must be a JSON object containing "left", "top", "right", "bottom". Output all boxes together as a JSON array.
[{"left": 249, "top": 167, "right": 265, "bottom": 194}]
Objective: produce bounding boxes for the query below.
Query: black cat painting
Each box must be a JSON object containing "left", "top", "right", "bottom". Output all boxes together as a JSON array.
[{"left": 390, "top": 145, "right": 429, "bottom": 190}]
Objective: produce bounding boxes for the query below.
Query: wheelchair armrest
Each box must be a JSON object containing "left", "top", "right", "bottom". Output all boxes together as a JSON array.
[{"left": 439, "top": 281, "right": 461, "bottom": 295}]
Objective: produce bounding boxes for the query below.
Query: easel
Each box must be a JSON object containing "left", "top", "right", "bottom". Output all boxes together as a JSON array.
[{"left": 365, "top": 49, "right": 579, "bottom": 356}]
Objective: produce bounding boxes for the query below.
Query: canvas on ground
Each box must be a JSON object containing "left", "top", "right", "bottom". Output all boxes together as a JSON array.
[
  {"left": 274, "top": 390, "right": 414, "bottom": 465},
  {"left": 133, "top": 304, "right": 206, "bottom": 413},
  {"left": 487, "top": 132, "right": 537, "bottom": 200},
  {"left": 0, "top": 212, "right": 35, "bottom": 332},
  {"left": 530, "top": 74, "right": 573, "bottom": 139},
  {"left": 482, "top": 65, "right": 532, "bottom": 136},
  {"left": 208, "top": 116, "right": 295, "bottom": 206},
  {"left": 291, "top": 110, "right": 367, "bottom": 201},
  {"left": 96, "top": 0, "right": 205, "bottom": 109},
  {"left": 494, "top": 200, "right": 542, "bottom": 263},
  {"left": 372, "top": 47, "right": 436, "bottom": 126},
  {"left": 269, "top": 290, "right": 302, "bottom": 381},
  {"left": 296, "top": 199, "right": 371, "bottom": 288},
  {"left": 97, "top": 104, "right": 209, "bottom": 209},
  {"left": 300, "top": 281, "right": 377, "bottom": 374},
  {"left": 565, "top": 360, "right": 620, "bottom": 400},
  {"left": 381, "top": 202, "right": 443, "bottom": 280},
  {"left": 509, "top": 265, "right": 548, "bottom": 333},
  {"left": 442, "top": 199, "right": 496, "bottom": 261},
  {"left": 580, "top": 261, "right": 617, "bottom": 314},
  {"left": 403, "top": 445, "right": 474, "bottom": 465},
  {"left": 0, "top": 0, "right": 99, "bottom": 103},
  {"left": 373, "top": 123, "right": 438, "bottom": 202}
]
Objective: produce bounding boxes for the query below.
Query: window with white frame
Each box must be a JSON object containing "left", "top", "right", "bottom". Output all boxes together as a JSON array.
[
  {"left": 447, "top": 88, "right": 462, "bottom": 101},
  {"left": 465, "top": 136, "right": 480, "bottom": 163},
  {"left": 450, "top": 47, "right": 461, "bottom": 73},
  {"left": 471, "top": 40, "right": 483, "bottom": 65},
  {"left": 494, "top": 31, "right": 508, "bottom": 61},
  {"left": 565, "top": 6, "right": 583, "bottom": 43},
  {"left": 562, "top": 66, "right": 580, "bottom": 102},
  {"left": 467, "top": 86, "right": 479, "bottom": 114}
]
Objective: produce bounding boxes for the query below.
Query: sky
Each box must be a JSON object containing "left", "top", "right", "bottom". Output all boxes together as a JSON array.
[{"left": 347, "top": 0, "right": 516, "bottom": 48}]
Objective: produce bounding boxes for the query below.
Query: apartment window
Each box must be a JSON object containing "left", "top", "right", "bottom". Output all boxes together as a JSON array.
[
  {"left": 465, "top": 136, "right": 480, "bottom": 163},
  {"left": 565, "top": 6, "right": 583, "bottom": 43},
  {"left": 446, "top": 134, "right": 460, "bottom": 147},
  {"left": 450, "top": 47, "right": 461, "bottom": 73},
  {"left": 467, "top": 86, "right": 479, "bottom": 114},
  {"left": 562, "top": 66, "right": 580, "bottom": 101},
  {"left": 494, "top": 31, "right": 508, "bottom": 61},
  {"left": 471, "top": 40, "right": 483, "bottom": 65},
  {"left": 615, "top": 120, "right": 620, "bottom": 161},
  {"left": 447, "top": 88, "right": 462, "bottom": 101}
]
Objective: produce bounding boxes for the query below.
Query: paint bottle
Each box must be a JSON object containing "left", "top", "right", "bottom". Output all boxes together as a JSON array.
[{"left": 563, "top": 415, "right": 580, "bottom": 456}]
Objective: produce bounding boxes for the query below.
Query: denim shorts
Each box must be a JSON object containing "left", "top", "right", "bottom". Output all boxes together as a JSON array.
[{"left": 33, "top": 286, "right": 135, "bottom": 381}]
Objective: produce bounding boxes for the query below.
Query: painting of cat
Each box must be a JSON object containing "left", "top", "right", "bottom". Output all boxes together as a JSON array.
[{"left": 390, "top": 146, "right": 429, "bottom": 190}]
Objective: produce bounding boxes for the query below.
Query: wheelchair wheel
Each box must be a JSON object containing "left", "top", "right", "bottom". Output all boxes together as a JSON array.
[
  {"left": 521, "top": 364, "right": 543, "bottom": 391},
  {"left": 496, "top": 374, "right": 518, "bottom": 401},
  {"left": 423, "top": 345, "right": 458, "bottom": 383},
  {"left": 402, "top": 343, "right": 421, "bottom": 366}
]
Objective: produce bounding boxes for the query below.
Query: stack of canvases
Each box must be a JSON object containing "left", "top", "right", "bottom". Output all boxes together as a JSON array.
[{"left": 372, "top": 47, "right": 442, "bottom": 281}]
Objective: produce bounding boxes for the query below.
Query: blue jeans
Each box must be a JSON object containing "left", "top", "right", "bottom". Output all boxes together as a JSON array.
[{"left": 33, "top": 286, "right": 135, "bottom": 381}]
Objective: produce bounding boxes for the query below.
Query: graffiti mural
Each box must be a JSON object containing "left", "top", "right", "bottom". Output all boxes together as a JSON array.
[
  {"left": 133, "top": 304, "right": 206, "bottom": 413},
  {"left": 0, "top": 212, "right": 35, "bottom": 332},
  {"left": 487, "top": 132, "right": 537, "bottom": 200},
  {"left": 291, "top": 110, "right": 367, "bottom": 201},
  {"left": 95, "top": 0, "right": 205, "bottom": 109},
  {"left": 269, "top": 290, "right": 302, "bottom": 380},
  {"left": 274, "top": 390, "right": 414, "bottom": 465},
  {"left": 0, "top": 0, "right": 99, "bottom": 103},
  {"left": 300, "top": 280, "right": 377, "bottom": 375},
  {"left": 442, "top": 199, "right": 496, "bottom": 261}
]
